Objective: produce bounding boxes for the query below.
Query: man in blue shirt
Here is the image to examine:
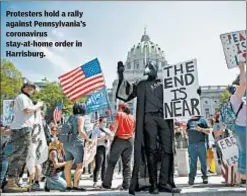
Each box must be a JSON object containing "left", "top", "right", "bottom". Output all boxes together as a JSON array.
[{"left": 186, "top": 115, "right": 211, "bottom": 185}]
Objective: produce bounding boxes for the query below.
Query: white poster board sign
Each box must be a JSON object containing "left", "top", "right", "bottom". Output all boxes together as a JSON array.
[
  {"left": 3, "top": 100, "right": 15, "bottom": 126},
  {"left": 220, "top": 30, "right": 246, "bottom": 69},
  {"left": 163, "top": 59, "right": 201, "bottom": 119},
  {"left": 83, "top": 140, "right": 97, "bottom": 168},
  {"left": 217, "top": 135, "right": 239, "bottom": 166}
]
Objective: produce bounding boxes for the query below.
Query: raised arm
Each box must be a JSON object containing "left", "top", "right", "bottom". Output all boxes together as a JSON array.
[
  {"left": 116, "top": 61, "right": 137, "bottom": 102},
  {"left": 234, "top": 62, "right": 246, "bottom": 100}
]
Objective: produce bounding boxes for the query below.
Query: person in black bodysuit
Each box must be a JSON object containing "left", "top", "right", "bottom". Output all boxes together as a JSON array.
[{"left": 116, "top": 61, "right": 182, "bottom": 195}]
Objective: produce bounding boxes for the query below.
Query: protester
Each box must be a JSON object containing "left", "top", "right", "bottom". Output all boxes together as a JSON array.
[
  {"left": 186, "top": 115, "right": 211, "bottom": 185},
  {"left": 230, "top": 62, "right": 246, "bottom": 185},
  {"left": 212, "top": 113, "right": 239, "bottom": 186},
  {"left": 3, "top": 82, "right": 43, "bottom": 193},
  {"left": 91, "top": 117, "right": 111, "bottom": 188},
  {"left": 206, "top": 118, "right": 216, "bottom": 174},
  {"left": 31, "top": 165, "right": 42, "bottom": 191},
  {"left": 0, "top": 124, "right": 10, "bottom": 193},
  {"left": 50, "top": 125, "right": 58, "bottom": 140},
  {"left": 44, "top": 139, "right": 67, "bottom": 191},
  {"left": 63, "top": 102, "right": 92, "bottom": 191},
  {"left": 102, "top": 103, "right": 135, "bottom": 191}
]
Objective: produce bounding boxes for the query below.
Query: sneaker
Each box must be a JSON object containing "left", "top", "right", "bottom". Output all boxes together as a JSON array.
[
  {"left": 188, "top": 180, "right": 194, "bottom": 186},
  {"left": 31, "top": 182, "right": 41, "bottom": 191},
  {"left": 118, "top": 186, "right": 128, "bottom": 191},
  {"left": 240, "top": 180, "right": 246, "bottom": 187},
  {"left": 93, "top": 182, "right": 98, "bottom": 188},
  {"left": 203, "top": 178, "right": 208, "bottom": 184},
  {"left": 3, "top": 179, "right": 28, "bottom": 193}
]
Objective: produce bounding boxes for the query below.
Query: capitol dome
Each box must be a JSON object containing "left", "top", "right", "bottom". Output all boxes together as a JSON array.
[{"left": 124, "top": 28, "right": 168, "bottom": 79}]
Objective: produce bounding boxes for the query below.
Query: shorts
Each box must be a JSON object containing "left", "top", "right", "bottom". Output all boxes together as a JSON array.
[{"left": 64, "top": 143, "right": 84, "bottom": 165}]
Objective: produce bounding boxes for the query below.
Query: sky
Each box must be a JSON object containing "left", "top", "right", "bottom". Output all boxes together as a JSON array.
[{"left": 1, "top": 1, "right": 246, "bottom": 88}]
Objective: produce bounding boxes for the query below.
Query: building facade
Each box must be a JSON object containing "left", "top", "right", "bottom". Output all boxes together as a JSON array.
[{"left": 200, "top": 85, "right": 227, "bottom": 118}]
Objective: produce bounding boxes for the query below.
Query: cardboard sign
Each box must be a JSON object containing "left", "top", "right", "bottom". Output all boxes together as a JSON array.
[
  {"left": 83, "top": 139, "right": 97, "bottom": 168},
  {"left": 2, "top": 100, "right": 15, "bottom": 126},
  {"left": 163, "top": 59, "right": 201, "bottom": 119},
  {"left": 217, "top": 135, "right": 239, "bottom": 166},
  {"left": 220, "top": 30, "right": 246, "bottom": 69}
]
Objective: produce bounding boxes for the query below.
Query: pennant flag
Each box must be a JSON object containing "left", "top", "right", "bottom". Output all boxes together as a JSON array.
[
  {"left": 59, "top": 58, "right": 105, "bottom": 101},
  {"left": 85, "top": 88, "right": 110, "bottom": 114},
  {"left": 53, "top": 102, "right": 63, "bottom": 123}
]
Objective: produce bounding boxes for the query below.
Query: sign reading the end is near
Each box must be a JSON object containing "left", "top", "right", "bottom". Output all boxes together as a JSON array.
[
  {"left": 220, "top": 30, "right": 246, "bottom": 69},
  {"left": 163, "top": 59, "right": 201, "bottom": 119}
]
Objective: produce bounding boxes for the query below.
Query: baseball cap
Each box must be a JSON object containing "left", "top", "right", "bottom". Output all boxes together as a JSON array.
[{"left": 118, "top": 103, "right": 129, "bottom": 109}]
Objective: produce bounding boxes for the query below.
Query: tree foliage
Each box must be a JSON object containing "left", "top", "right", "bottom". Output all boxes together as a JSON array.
[
  {"left": 33, "top": 82, "right": 87, "bottom": 114},
  {"left": 1, "top": 59, "right": 23, "bottom": 114}
]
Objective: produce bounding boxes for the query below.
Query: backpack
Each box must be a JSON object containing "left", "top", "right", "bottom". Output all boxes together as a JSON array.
[
  {"left": 220, "top": 100, "right": 243, "bottom": 132},
  {"left": 58, "top": 115, "right": 77, "bottom": 144}
]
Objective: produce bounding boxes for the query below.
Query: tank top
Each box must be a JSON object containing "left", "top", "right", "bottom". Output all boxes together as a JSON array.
[
  {"left": 46, "top": 149, "right": 64, "bottom": 177},
  {"left": 71, "top": 115, "right": 85, "bottom": 145}
]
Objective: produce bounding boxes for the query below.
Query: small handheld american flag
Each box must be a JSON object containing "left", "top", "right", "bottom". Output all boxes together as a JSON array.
[
  {"left": 59, "top": 58, "right": 106, "bottom": 101},
  {"left": 53, "top": 102, "right": 63, "bottom": 124}
]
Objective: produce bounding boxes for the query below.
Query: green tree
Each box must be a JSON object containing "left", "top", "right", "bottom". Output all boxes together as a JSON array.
[
  {"left": 33, "top": 82, "right": 87, "bottom": 114},
  {"left": 1, "top": 59, "right": 23, "bottom": 114}
]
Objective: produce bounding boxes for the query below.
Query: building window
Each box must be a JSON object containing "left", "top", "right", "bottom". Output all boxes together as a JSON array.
[
  {"left": 205, "top": 108, "right": 210, "bottom": 118},
  {"left": 127, "top": 62, "right": 131, "bottom": 69},
  {"left": 205, "top": 101, "right": 208, "bottom": 104},
  {"left": 134, "top": 60, "right": 139, "bottom": 70}
]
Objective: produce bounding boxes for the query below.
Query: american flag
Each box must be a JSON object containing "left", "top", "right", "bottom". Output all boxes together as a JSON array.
[
  {"left": 53, "top": 102, "right": 63, "bottom": 124},
  {"left": 59, "top": 58, "right": 105, "bottom": 101}
]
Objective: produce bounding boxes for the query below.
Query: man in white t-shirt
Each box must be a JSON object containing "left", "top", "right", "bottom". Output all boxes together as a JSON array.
[
  {"left": 4, "top": 82, "right": 43, "bottom": 193},
  {"left": 91, "top": 117, "right": 111, "bottom": 188}
]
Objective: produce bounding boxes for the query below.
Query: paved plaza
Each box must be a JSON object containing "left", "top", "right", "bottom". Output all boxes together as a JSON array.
[{"left": 2, "top": 174, "right": 246, "bottom": 196}]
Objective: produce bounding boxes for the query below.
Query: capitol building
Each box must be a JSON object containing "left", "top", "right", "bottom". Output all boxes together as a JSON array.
[{"left": 108, "top": 29, "right": 227, "bottom": 119}]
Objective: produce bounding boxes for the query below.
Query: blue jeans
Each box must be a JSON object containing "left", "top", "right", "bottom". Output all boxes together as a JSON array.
[
  {"left": 188, "top": 142, "right": 208, "bottom": 181},
  {"left": 233, "top": 125, "right": 246, "bottom": 175},
  {"left": 46, "top": 173, "right": 67, "bottom": 191},
  {"left": 0, "top": 158, "right": 8, "bottom": 186}
]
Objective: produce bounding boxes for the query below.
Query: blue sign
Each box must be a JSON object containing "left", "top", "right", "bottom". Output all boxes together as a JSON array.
[{"left": 85, "top": 88, "right": 110, "bottom": 113}]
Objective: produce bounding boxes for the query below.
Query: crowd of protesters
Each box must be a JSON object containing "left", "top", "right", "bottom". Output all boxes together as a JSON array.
[
  {"left": 0, "top": 62, "right": 246, "bottom": 193},
  {"left": 0, "top": 83, "right": 136, "bottom": 193}
]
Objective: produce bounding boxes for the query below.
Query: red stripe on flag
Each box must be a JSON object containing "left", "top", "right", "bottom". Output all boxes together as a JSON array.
[
  {"left": 60, "top": 69, "right": 83, "bottom": 87},
  {"left": 65, "top": 74, "right": 104, "bottom": 95},
  {"left": 59, "top": 67, "right": 80, "bottom": 80},
  {"left": 70, "top": 83, "right": 106, "bottom": 101}
]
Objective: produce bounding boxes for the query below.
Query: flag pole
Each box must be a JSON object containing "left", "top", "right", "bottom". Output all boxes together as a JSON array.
[{"left": 96, "top": 58, "right": 114, "bottom": 122}]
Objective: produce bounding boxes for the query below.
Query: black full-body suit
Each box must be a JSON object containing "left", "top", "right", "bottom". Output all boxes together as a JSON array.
[{"left": 115, "top": 62, "right": 182, "bottom": 195}]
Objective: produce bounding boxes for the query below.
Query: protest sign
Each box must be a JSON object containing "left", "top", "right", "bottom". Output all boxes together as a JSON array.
[
  {"left": 217, "top": 135, "right": 239, "bottom": 166},
  {"left": 220, "top": 30, "right": 246, "bottom": 69},
  {"left": 163, "top": 59, "right": 201, "bottom": 119},
  {"left": 2, "top": 100, "right": 15, "bottom": 126},
  {"left": 26, "top": 109, "right": 48, "bottom": 174},
  {"left": 83, "top": 139, "right": 97, "bottom": 168},
  {"left": 85, "top": 88, "right": 110, "bottom": 113}
]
